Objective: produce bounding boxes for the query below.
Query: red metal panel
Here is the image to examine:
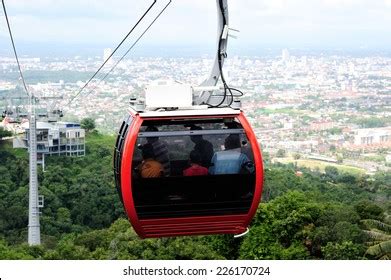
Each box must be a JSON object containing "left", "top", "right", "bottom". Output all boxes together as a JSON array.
[
  {"left": 140, "top": 214, "right": 248, "bottom": 238},
  {"left": 121, "top": 114, "right": 145, "bottom": 237},
  {"left": 237, "top": 113, "right": 264, "bottom": 226}
]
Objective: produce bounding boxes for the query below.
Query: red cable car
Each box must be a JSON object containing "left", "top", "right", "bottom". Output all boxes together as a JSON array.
[
  {"left": 114, "top": 108, "right": 263, "bottom": 238},
  {"left": 113, "top": 0, "right": 264, "bottom": 238}
]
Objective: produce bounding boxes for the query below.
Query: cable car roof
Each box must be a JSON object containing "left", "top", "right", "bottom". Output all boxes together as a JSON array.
[{"left": 133, "top": 108, "right": 242, "bottom": 119}]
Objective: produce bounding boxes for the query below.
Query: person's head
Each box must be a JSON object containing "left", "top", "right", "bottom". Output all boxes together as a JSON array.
[
  {"left": 225, "top": 121, "right": 240, "bottom": 129},
  {"left": 141, "top": 143, "right": 155, "bottom": 159},
  {"left": 190, "top": 125, "right": 203, "bottom": 143},
  {"left": 145, "top": 126, "right": 159, "bottom": 143},
  {"left": 224, "top": 134, "right": 241, "bottom": 150},
  {"left": 189, "top": 150, "right": 202, "bottom": 165}
]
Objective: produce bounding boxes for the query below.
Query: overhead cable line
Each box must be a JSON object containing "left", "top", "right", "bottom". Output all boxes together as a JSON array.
[
  {"left": 67, "top": 0, "right": 157, "bottom": 105},
  {"left": 2, "top": 0, "right": 30, "bottom": 97},
  {"left": 81, "top": 0, "right": 172, "bottom": 100}
]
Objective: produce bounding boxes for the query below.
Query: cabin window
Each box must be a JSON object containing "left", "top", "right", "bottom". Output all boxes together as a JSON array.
[{"left": 131, "top": 117, "right": 256, "bottom": 219}]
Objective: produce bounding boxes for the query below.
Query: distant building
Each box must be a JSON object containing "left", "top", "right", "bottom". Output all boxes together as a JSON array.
[
  {"left": 353, "top": 127, "right": 391, "bottom": 147},
  {"left": 309, "top": 121, "right": 334, "bottom": 131},
  {"left": 14, "top": 121, "right": 85, "bottom": 157}
]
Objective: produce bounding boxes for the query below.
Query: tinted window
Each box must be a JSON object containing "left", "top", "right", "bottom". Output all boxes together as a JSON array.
[{"left": 131, "top": 117, "right": 256, "bottom": 219}]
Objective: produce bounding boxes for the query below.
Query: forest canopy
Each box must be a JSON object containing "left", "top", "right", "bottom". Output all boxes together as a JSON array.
[{"left": 0, "top": 132, "right": 390, "bottom": 260}]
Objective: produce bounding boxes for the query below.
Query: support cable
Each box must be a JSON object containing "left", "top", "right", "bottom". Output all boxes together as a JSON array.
[
  {"left": 2, "top": 0, "right": 30, "bottom": 97},
  {"left": 67, "top": 0, "right": 157, "bottom": 106},
  {"left": 81, "top": 0, "right": 172, "bottom": 101}
]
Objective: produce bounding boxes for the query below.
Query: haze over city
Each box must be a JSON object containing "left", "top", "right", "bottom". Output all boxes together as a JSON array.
[{"left": 0, "top": 0, "right": 390, "bottom": 57}]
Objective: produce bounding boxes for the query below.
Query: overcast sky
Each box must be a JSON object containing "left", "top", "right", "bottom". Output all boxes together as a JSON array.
[{"left": 1, "top": 0, "right": 390, "bottom": 56}]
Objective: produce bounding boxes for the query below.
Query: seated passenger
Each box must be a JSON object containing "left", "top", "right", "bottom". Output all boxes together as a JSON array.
[
  {"left": 209, "top": 134, "right": 254, "bottom": 175},
  {"left": 183, "top": 150, "right": 209, "bottom": 176},
  {"left": 190, "top": 125, "right": 214, "bottom": 168},
  {"left": 241, "top": 140, "right": 254, "bottom": 162},
  {"left": 137, "top": 143, "right": 164, "bottom": 178},
  {"left": 145, "top": 126, "right": 171, "bottom": 176}
]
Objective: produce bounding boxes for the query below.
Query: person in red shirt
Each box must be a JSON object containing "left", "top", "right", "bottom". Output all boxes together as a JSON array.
[{"left": 183, "top": 150, "right": 208, "bottom": 176}]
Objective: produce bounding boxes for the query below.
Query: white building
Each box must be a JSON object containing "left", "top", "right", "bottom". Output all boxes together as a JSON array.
[
  {"left": 353, "top": 127, "right": 391, "bottom": 146},
  {"left": 14, "top": 121, "right": 86, "bottom": 157}
]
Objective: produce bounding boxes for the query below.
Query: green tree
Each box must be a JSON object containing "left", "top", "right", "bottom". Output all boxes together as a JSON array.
[
  {"left": 312, "top": 205, "right": 363, "bottom": 243},
  {"left": 0, "top": 239, "right": 33, "bottom": 259},
  {"left": 355, "top": 117, "right": 387, "bottom": 128},
  {"left": 205, "top": 234, "right": 242, "bottom": 260},
  {"left": 337, "top": 173, "right": 357, "bottom": 185},
  {"left": 324, "top": 166, "right": 339, "bottom": 181},
  {"left": 365, "top": 240, "right": 391, "bottom": 260},
  {"left": 322, "top": 241, "right": 364, "bottom": 259},
  {"left": 0, "top": 127, "right": 12, "bottom": 139},
  {"left": 361, "top": 219, "right": 391, "bottom": 260},
  {"left": 1, "top": 131, "right": 389, "bottom": 260},
  {"left": 45, "top": 219, "right": 223, "bottom": 260},
  {"left": 81, "top": 118, "right": 96, "bottom": 132},
  {"left": 355, "top": 201, "right": 384, "bottom": 220},
  {"left": 293, "top": 153, "right": 301, "bottom": 160},
  {"left": 239, "top": 192, "right": 319, "bottom": 259}
]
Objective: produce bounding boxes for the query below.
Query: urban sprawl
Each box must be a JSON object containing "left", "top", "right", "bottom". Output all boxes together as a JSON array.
[{"left": 1, "top": 49, "right": 390, "bottom": 175}]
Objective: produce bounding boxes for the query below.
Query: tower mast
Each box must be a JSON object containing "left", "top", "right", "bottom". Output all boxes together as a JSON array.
[{"left": 28, "top": 94, "right": 42, "bottom": 245}]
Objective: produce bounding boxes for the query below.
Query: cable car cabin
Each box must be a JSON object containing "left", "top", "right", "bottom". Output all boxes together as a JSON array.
[{"left": 114, "top": 108, "right": 263, "bottom": 238}]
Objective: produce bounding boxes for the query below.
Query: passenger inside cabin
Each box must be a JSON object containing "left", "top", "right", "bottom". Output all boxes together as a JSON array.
[
  {"left": 137, "top": 143, "right": 164, "bottom": 178},
  {"left": 189, "top": 125, "right": 214, "bottom": 168},
  {"left": 209, "top": 134, "right": 254, "bottom": 175},
  {"left": 183, "top": 150, "right": 209, "bottom": 176},
  {"left": 226, "top": 121, "right": 254, "bottom": 161},
  {"left": 145, "top": 126, "right": 171, "bottom": 176},
  {"left": 241, "top": 140, "right": 254, "bottom": 162}
]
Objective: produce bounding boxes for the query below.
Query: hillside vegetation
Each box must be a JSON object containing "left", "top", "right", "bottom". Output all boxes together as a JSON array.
[{"left": 0, "top": 132, "right": 390, "bottom": 260}]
